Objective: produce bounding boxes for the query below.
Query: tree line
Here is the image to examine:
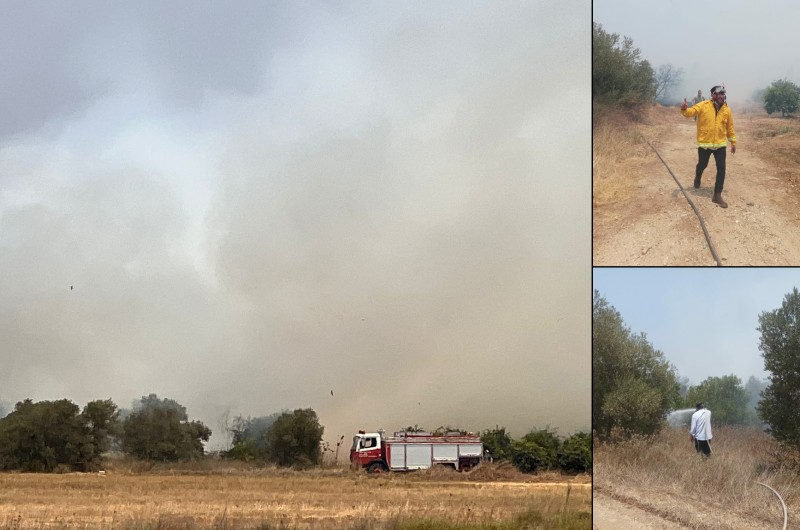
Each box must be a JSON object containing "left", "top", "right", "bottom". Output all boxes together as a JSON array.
[
  {"left": 0, "top": 393, "right": 323, "bottom": 472},
  {"left": 0, "top": 394, "right": 589, "bottom": 474},
  {"left": 480, "top": 426, "right": 590, "bottom": 474},
  {"left": 594, "top": 287, "right": 800, "bottom": 461},
  {"left": 593, "top": 21, "right": 800, "bottom": 116}
]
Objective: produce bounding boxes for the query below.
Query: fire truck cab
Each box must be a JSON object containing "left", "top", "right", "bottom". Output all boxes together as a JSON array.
[{"left": 350, "top": 429, "right": 483, "bottom": 473}]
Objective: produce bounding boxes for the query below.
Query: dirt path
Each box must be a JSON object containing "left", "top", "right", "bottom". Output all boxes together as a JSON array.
[
  {"left": 593, "top": 491, "right": 686, "bottom": 529},
  {"left": 594, "top": 106, "right": 800, "bottom": 265},
  {"left": 592, "top": 489, "right": 779, "bottom": 530}
]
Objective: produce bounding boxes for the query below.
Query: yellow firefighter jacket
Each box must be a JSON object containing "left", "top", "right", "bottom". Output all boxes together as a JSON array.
[{"left": 681, "top": 100, "right": 737, "bottom": 149}]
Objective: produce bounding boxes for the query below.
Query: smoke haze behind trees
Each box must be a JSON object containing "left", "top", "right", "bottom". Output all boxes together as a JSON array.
[
  {"left": 0, "top": 2, "right": 590, "bottom": 451},
  {"left": 594, "top": 0, "right": 800, "bottom": 105}
]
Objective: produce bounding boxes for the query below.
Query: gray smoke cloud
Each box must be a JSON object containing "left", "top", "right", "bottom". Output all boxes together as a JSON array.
[{"left": 0, "top": 1, "right": 589, "bottom": 450}]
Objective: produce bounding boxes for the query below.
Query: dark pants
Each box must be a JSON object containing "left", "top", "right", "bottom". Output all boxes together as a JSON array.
[
  {"left": 696, "top": 147, "right": 726, "bottom": 193},
  {"left": 695, "top": 439, "right": 712, "bottom": 456}
]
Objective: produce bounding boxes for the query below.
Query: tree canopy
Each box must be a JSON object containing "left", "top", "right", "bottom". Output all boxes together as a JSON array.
[
  {"left": 684, "top": 375, "right": 754, "bottom": 426},
  {"left": 763, "top": 79, "right": 800, "bottom": 117},
  {"left": 264, "top": 409, "right": 324, "bottom": 468},
  {"left": 592, "top": 22, "right": 656, "bottom": 106},
  {"left": 757, "top": 287, "right": 800, "bottom": 448},
  {"left": 593, "top": 290, "right": 680, "bottom": 439},
  {"left": 121, "top": 394, "right": 211, "bottom": 461},
  {"left": 481, "top": 426, "right": 513, "bottom": 461},
  {"left": 558, "top": 432, "right": 591, "bottom": 474},
  {"left": 0, "top": 398, "right": 118, "bottom": 471}
]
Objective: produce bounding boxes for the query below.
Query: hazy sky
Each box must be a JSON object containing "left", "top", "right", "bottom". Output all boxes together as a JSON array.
[
  {"left": 0, "top": 1, "right": 590, "bottom": 450},
  {"left": 593, "top": 0, "right": 800, "bottom": 103},
  {"left": 593, "top": 268, "right": 800, "bottom": 386}
]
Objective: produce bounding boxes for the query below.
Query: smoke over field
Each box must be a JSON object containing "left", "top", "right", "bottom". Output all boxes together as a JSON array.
[{"left": 0, "top": 2, "right": 589, "bottom": 452}]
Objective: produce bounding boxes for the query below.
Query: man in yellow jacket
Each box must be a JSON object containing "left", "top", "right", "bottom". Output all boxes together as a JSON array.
[{"left": 680, "top": 86, "right": 737, "bottom": 208}]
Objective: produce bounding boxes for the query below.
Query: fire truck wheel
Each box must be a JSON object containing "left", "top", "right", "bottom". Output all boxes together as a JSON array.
[{"left": 367, "top": 462, "right": 388, "bottom": 474}]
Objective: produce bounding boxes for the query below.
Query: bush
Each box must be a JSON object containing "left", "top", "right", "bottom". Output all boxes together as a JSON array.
[
  {"left": 763, "top": 79, "right": 800, "bottom": 117},
  {"left": 558, "top": 432, "right": 591, "bottom": 473},
  {"left": 511, "top": 439, "right": 553, "bottom": 473},
  {"left": 265, "top": 408, "right": 324, "bottom": 468},
  {"left": 480, "top": 426, "right": 513, "bottom": 461},
  {"left": 510, "top": 428, "right": 560, "bottom": 473}
]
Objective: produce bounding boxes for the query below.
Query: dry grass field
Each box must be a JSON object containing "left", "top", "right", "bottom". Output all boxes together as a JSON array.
[
  {"left": 594, "top": 426, "right": 799, "bottom": 529},
  {"left": 0, "top": 461, "right": 590, "bottom": 530}
]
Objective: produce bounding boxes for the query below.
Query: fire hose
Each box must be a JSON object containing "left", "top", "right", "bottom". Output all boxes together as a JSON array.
[
  {"left": 757, "top": 482, "right": 788, "bottom": 530},
  {"left": 640, "top": 135, "right": 722, "bottom": 267}
]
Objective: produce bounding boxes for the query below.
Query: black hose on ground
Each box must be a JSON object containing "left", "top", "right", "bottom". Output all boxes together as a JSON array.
[{"left": 640, "top": 135, "right": 722, "bottom": 267}]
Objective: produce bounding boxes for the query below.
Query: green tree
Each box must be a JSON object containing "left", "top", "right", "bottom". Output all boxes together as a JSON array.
[
  {"left": 121, "top": 394, "right": 211, "bottom": 461},
  {"left": 480, "top": 426, "right": 513, "bottom": 461},
  {"left": 592, "top": 22, "right": 656, "bottom": 106},
  {"left": 684, "top": 375, "right": 753, "bottom": 426},
  {"left": 265, "top": 408, "right": 324, "bottom": 468},
  {"left": 593, "top": 290, "right": 680, "bottom": 439},
  {"left": 510, "top": 428, "right": 560, "bottom": 473},
  {"left": 558, "top": 432, "right": 591, "bottom": 474},
  {"left": 82, "top": 399, "right": 121, "bottom": 455},
  {"left": 757, "top": 288, "right": 800, "bottom": 448},
  {"left": 0, "top": 398, "right": 115, "bottom": 472},
  {"left": 763, "top": 79, "right": 800, "bottom": 117}
]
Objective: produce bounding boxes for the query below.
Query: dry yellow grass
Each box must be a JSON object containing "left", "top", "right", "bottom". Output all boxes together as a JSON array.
[
  {"left": 592, "top": 103, "right": 652, "bottom": 209},
  {"left": 594, "top": 426, "right": 799, "bottom": 529},
  {"left": 0, "top": 463, "right": 590, "bottom": 529}
]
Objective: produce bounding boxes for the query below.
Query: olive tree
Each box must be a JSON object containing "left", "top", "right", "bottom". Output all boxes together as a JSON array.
[
  {"left": 121, "top": 394, "right": 210, "bottom": 461},
  {"left": 0, "top": 398, "right": 118, "bottom": 471},
  {"left": 757, "top": 288, "right": 800, "bottom": 448},
  {"left": 593, "top": 290, "right": 680, "bottom": 439},
  {"left": 265, "top": 408, "right": 324, "bottom": 468}
]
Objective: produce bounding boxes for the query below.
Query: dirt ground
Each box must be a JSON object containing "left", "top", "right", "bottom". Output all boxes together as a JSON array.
[
  {"left": 592, "top": 488, "right": 779, "bottom": 530},
  {"left": 593, "top": 490, "right": 687, "bottom": 529},
  {"left": 593, "top": 104, "right": 800, "bottom": 265}
]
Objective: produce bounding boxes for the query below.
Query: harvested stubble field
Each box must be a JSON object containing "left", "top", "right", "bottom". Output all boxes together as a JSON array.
[
  {"left": 0, "top": 462, "right": 590, "bottom": 530},
  {"left": 594, "top": 426, "right": 800, "bottom": 529}
]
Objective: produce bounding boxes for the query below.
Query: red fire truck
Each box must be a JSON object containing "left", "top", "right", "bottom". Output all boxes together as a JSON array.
[{"left": 350, "top": 429, "right": 483, "bottom": 473}]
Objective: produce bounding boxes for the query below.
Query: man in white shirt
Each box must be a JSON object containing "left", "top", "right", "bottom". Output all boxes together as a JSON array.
[{"left": 690, "top": 401, "right": 713, "bottom": 457}]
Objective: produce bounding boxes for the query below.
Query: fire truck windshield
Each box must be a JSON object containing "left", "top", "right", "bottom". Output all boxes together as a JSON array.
[{"left": 351, "top": 436, "right": 360, "bottom": 452}]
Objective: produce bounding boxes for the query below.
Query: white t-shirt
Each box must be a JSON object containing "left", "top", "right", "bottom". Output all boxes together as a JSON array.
[{"left": 690, "top": 409, "right": 712, "bottom": 441}]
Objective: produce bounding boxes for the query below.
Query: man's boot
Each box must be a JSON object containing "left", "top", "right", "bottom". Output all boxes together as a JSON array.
[
  {"left": 694, "top": 175, "right": 702, "bottom": 189},
  {"left": 712, "top": 191, "right": 728, "bottom": 208}
]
